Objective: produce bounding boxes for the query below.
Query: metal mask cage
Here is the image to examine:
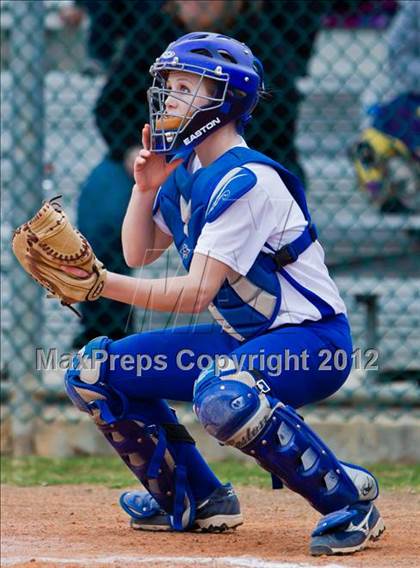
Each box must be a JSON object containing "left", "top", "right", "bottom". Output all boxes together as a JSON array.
[{"left": 147, "top": 63, "right": 229, "bottom": 153}]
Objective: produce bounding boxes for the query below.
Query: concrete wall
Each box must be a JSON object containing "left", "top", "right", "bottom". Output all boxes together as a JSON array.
[{"left": 2, "top": 404, "right": 417, "bottom": 465}]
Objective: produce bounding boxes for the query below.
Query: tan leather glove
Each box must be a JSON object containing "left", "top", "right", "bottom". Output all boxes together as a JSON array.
[{"left": 12, "top": 197, "right": 107, "bottom": 310}]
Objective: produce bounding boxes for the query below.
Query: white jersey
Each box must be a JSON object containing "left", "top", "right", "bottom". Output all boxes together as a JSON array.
[{"left": 154, "top": 139, "right": 347, "bottom": 327}]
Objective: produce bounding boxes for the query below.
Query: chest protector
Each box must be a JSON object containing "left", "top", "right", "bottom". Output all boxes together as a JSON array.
[{"left": 154, "top": 147, "right": 317, "bottom": 341}]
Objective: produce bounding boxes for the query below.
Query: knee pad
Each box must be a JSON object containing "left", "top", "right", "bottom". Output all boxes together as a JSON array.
[
  {"left": 193, "top": 362, "right": 272, "bottom": 448},
  {"left": 65, "top": 336, "right": 115, "bottom": 414},
  {"left": 193, "top": 361, "right": 377, "bottom": 515},
  {"left": 65, "top": 336, "right": 195, "bottom": 531}
]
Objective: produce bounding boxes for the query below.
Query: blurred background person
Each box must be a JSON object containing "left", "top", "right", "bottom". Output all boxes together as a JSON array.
[
  {"left": 350, "top": 0, "right": 419, "bottom": 213},
  {"left": 60, "top": 0, "right": 171, "bottom": 347}
]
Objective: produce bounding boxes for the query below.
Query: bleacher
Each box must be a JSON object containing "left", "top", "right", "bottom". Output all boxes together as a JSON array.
[{"left": 1, "top": 3, "right": 419, "bottom": 384}]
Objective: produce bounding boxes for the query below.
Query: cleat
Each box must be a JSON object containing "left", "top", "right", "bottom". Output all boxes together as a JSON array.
[
  {"left": 120, "top": 491, "right": 172, "bottom": 532},
  {"left": 120, "top": 483, "right": 243, "bottom": 533},
  {"left": 310, "top": 502, "right": 385, "bottom": 556}
]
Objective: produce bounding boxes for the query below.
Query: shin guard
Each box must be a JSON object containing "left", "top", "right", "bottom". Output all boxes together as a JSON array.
[
  {"left": 194, "top": 367, "right": 376, "bottom": 515},
  {"left": 65, "top": 337, "right": 195, "bottom": 530}
]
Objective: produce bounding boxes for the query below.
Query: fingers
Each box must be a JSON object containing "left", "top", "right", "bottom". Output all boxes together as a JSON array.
[
  {"left": 134, "top": 148, "right": 152, "bottom": 170},
  {"left": 60, "top": 265, "right": 90, "bottom": 278},
  {"left": 139, "top": 148, "right": 151, "bottom": 158},
  {"left": 141, "top": 125, "right": 147, "bottom": 150},
  {"left": 134, "top": 156, "right": 145, "bottom": 170},
  {"left": 141, "top": 124, "right": 151, "bottom": 151}
]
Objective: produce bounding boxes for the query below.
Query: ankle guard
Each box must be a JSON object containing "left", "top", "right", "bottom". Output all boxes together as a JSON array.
[
  {"left": 65, "top": 336, "right": 195, "bottom": 530},
  {"left": 193, "top": 363, "right": 376, "bottom": 515}
]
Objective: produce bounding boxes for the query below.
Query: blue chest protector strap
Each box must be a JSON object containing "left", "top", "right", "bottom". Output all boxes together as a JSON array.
[{"left": 267, "top": 223, "right": 318, "bottom": 268}]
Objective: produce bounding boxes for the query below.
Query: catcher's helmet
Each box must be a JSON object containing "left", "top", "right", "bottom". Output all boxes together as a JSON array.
[{"left": 148, "top": 32, "right": 264, "bottom": 154}]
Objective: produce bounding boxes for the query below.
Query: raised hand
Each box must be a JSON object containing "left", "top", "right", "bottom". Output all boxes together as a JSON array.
[{"left": 134, "top": 124, "right": 183, "bottom": 192}]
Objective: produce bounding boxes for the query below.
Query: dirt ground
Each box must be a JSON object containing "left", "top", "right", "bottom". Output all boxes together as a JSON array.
[{"left": 1, "top": 485, "right": 419, "bottom": 568}]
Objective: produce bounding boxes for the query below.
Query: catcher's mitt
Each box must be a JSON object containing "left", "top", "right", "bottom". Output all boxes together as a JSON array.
[{"left": 12, "top": 197, "right": 107, "bottom": 312}]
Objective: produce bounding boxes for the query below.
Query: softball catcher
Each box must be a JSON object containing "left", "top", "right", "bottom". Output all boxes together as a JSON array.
[{"left": 13, "top": 32, "right": 385, "bottom": 556}]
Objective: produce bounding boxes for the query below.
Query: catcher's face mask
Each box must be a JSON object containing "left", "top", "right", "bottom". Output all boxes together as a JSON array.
[{"left": 148, "top": 68, "right": 227, "bottom": 154}]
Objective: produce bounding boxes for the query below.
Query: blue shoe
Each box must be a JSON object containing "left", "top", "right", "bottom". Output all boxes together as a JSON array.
[
  {"left": 120, "top": 491, "right": 170, "bottom": 531},
  {"left": 120, "top": 483, "right": 243, "bottom": 533},
  {"left": 310, "top": 502, "right": 385, "bottom": 556}
]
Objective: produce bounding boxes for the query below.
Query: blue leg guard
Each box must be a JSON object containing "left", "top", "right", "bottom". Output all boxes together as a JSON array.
[
  {"left": 65, "top": 337, "right": 195, "bottom": 531},
  {"left": 193, "top": 363, "right": 378, "bottom": 515}
]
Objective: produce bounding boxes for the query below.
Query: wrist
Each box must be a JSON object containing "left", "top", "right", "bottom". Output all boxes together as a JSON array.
[{"left": 133, "top": 183, "right": 159, "bottom": 195}]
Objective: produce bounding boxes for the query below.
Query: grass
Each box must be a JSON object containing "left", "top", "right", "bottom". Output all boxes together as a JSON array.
[{"left": 1, "top": 456, "right": 419, "bottom": 491}]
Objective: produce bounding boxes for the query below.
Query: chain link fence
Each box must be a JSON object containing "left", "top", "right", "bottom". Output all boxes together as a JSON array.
[{"left": 1, "top": 0, "right": 419, "bottom": 455}]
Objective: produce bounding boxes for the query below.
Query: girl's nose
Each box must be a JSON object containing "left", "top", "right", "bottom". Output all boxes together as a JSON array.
[{"left": 165, "top": 93, "right": 176, "bottom": 111}]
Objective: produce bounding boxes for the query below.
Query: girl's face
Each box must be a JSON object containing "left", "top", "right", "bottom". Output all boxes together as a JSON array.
[{"left": 164, "top": 71, "right": 215, "bottom": 118}]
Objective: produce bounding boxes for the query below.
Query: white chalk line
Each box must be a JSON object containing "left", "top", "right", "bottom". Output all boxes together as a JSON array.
[{"left": 1, "top": 554, "right": 347, "bottom": 568}]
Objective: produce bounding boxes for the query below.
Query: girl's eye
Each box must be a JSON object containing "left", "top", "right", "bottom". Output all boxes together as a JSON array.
[{"left": 179, "top": 85, "right": 190, "bottom": 93}]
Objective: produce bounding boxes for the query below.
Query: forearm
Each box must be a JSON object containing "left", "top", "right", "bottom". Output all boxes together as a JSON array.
[
  {"left": 101, "top": 271, "right": 211, "bottom": 313},
  {"left": 122, "top": 185, "right": 157, "bottom": 267}
]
